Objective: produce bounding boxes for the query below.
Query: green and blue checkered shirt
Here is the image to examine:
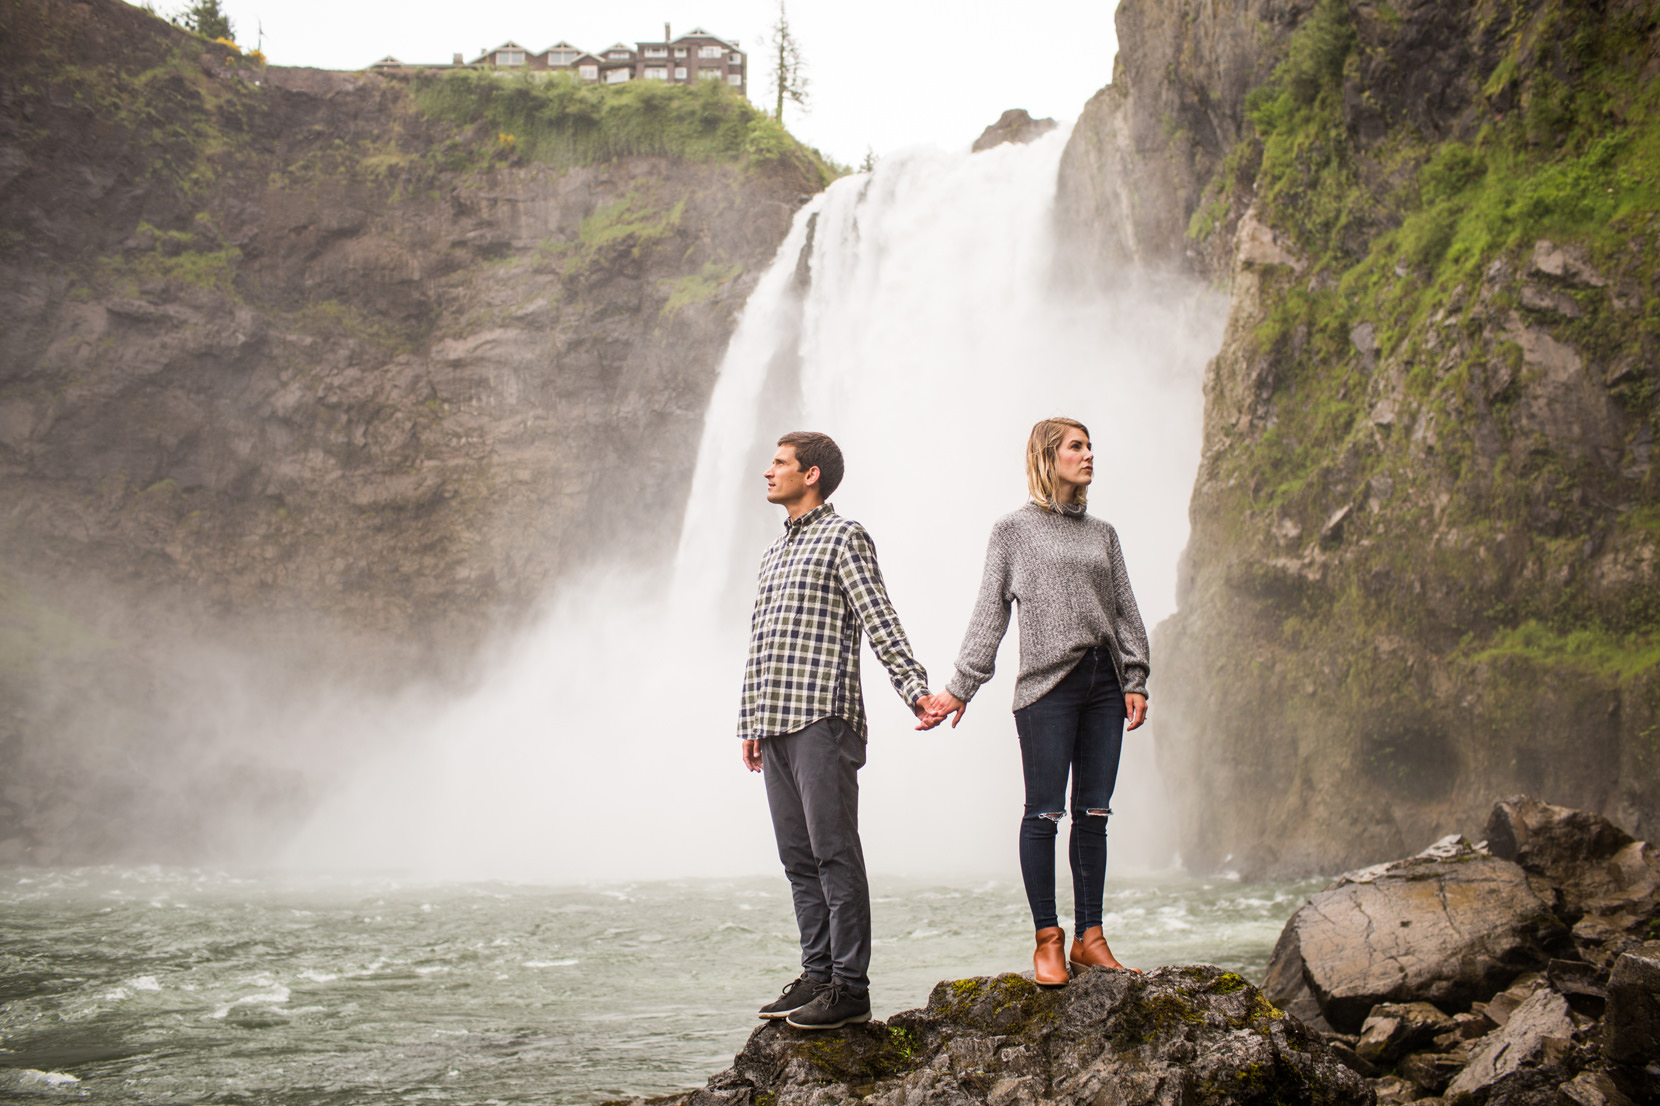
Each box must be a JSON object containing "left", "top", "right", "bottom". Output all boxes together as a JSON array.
[{"left": 738, "top": 503, "right": 929, "bottom": 741}]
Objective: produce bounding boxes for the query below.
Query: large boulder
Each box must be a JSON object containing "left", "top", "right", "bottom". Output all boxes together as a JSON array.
[
  {"left": 673, "top": 968, "right": 1371, "bottom": 1106},
  {"left": 1263, "top": 836, "right": 1567, "bottom": 1032},
  {"left": 1485, "top": 796, "right": 1649, "bottom": 915}
]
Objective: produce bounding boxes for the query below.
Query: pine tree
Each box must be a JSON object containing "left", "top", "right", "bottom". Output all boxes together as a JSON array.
[
  {"left": 769, "top": 1, "right": 808, "bottom": 125},
  {"left": 178, "top": 0, "right": 234, "bottom": 42}
]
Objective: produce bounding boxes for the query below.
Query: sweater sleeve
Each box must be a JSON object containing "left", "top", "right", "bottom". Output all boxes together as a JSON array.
[
  {"left": 945, "top": 525, "right": 1014, "bottom": 703},
  {"left": 1107, "top": 526, "right": 1150, "bottom": 698}
]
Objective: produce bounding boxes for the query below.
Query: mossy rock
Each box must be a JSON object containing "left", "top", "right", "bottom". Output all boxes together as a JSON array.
[{"left": 683, "top": 966, "right": 1363, "bottom": 1106}]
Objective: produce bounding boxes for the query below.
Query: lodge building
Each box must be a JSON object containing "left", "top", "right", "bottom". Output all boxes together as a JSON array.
[{"left": 369, "top": 25, "right": 746, "bottom": 94}]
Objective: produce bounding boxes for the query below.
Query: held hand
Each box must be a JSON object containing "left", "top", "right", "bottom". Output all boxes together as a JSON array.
[
  {"left": 1125, "top": 694, "right": 1148, "bottom": 731},
  {"left": 741, "top": 738, "right": 763, "bottom": 772},
  {"left": 931, "top": 691, "right": 967, "bottom": 729},
  {"left": 912, "top": 696, "right": 946, "bottom": 730}
]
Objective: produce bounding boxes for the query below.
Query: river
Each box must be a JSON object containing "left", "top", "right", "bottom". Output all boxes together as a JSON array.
[{"left": 0, "top": 869, "right": 1319, "bottom": 1103}]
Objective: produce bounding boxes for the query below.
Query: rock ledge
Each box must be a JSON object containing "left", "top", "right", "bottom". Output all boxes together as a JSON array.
[{"left": 651, "top": 967, "right": 1368, "bottom": 1106}]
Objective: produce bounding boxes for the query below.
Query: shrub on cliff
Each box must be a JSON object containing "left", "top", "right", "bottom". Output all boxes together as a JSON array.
[{"left": 412, "top": 71, "right": 836, "bottom": 181}]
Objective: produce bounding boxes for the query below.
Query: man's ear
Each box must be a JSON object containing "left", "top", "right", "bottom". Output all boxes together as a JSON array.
[{"left": 803, "top": 465, "right": 821, "bottom": 487}]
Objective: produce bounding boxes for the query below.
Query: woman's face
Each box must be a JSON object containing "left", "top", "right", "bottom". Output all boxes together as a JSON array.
[{"left": 1054, "top": 429, "right": 1094, "bottom": 497}]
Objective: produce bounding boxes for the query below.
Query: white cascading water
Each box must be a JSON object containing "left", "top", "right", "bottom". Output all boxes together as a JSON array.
[{"left": 287, "top": 126, "right": 1226, "bottom": 881}]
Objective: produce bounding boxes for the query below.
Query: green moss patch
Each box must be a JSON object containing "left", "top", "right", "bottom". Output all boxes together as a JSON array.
[{"left": 662, "top": 260, "right": 743, "bottom": 318}]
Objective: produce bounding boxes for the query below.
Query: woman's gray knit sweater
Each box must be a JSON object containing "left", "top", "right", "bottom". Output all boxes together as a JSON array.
[{"left": 944, "top": 502, "right": 1150, "bottom": 710}]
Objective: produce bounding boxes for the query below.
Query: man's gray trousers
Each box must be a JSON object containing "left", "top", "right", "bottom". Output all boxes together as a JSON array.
[{"left": 761, "top": 716, "right": 871, "bottom": 993}]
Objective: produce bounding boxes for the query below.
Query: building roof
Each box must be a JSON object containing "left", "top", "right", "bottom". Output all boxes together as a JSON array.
[
  {"left": 674, "top": 28, "right": 739, "bottom": 50},
  {"left": 468, "top": 40, "right": 532, "bottom": 64}
]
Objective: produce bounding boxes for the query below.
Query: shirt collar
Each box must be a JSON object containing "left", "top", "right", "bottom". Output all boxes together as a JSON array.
[{"left": 785, "top": 502, "right": 835, "bottom": 532}]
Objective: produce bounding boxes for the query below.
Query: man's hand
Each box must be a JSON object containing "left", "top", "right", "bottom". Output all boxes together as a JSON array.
[
  {"left": 742, "top": 738, "right": 763, "bottom": 772},
  {"left": 1125, "top": 694, "right": 1148, "bottom": 731},
  {"left": 916, "top": 691, "right": 968, "bottom": 729}
]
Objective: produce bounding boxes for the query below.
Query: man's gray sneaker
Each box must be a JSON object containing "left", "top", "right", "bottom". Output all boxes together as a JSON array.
[
  {"left": 784, "top": 979, "right": 871, "bottom": 1029},
  {"left": 758, "top": 975, "right": 828, "bottom": 1020}
]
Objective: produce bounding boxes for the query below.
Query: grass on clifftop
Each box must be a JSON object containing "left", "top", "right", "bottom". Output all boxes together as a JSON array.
[{"left": 411, "top": 71, "right": 840, "bottom": 183}]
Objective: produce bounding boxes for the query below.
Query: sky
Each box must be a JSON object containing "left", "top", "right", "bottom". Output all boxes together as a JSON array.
[{"left": 194, "top": 0, "right": 1122, "bottom": 167}]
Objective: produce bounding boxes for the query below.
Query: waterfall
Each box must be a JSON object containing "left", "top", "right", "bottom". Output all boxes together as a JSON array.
[{"left": 286, "top": 127, "right": 1227, "bottom": 881}]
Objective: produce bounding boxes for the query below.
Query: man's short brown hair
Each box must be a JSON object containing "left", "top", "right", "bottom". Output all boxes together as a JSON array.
[{"left": 777, "top": 431, "right": 845, "bottom": 499}]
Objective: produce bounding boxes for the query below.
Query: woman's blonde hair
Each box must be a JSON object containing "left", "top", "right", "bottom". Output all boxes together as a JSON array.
[{"left": 1025, "top": 417, "right": 1090, "bottom": 510}]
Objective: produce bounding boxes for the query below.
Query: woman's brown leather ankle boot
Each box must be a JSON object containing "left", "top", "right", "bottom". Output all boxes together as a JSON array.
[
  {"left": 1033, "top": 927, "right": 1069, "bottom": 985},
  {"left": 1068, "top": 925, "right": 1133, "bottom": 972}
]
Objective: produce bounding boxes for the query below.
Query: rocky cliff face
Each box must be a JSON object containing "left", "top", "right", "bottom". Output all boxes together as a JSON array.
[
  {"left": 0, "top": 0, "right": 820, "bottom": 862},
  {"left": 1058, "top": 0, "right": 1660, "bottom": 875}
]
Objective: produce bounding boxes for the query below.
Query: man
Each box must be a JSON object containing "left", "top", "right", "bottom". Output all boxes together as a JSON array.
[{"left": 739, "top": 431, "right": 938, "bottom": 1030}]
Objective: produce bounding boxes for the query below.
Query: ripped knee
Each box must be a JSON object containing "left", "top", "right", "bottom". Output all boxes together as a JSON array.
[
  {"left": 1024, "top": 810, "right": 1067, "bottom": 825},
  {"left": 1075, "top": 806, "right": 1113, "bottom": 821}
]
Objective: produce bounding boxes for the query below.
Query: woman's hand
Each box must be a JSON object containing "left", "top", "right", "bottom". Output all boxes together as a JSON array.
[
  {"left": 915, "top": 691, "right": 968, "bottom": 730},
  {"left": 1125, "top": 694, "right": 1147, "bottom": 731}
]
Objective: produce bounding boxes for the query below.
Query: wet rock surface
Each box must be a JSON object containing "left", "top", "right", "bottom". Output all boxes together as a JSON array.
[
  {"left": 1266, "top": 799, "right": 1660, "bottom": 1105},
  {"left": 651, "top": 968, "right": 1370, "bottom": 1106}
]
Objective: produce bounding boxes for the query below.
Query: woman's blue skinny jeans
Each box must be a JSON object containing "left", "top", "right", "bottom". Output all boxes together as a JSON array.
[{"left": 1013, "top": 646, "right": 1125, "bottom": 934}]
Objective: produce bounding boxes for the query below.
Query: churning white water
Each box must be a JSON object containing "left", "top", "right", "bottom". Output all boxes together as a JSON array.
[{"left": 288, "top": 126, "right": 1227, "bottom": 882}]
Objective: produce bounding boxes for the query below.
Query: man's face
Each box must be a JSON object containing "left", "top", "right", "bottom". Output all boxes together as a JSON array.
[
  {"left": 1056, "top": 428, "right": 1094, "bottom": 489},
  {"left": 765, "top": 445, "right": 818, "bottom": 505}
]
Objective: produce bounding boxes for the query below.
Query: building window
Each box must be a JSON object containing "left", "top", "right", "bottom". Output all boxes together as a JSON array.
[
  {"left": 699, "top": 45, "right": 723, "bottom": 58},
  {"left": 727, "top": 73, "right": 742, "bottom": 86},
  {"left": 674, "top": 47, "right": 687, "bottom": 57},
  {"left": 498, "top": 49, "right": 525, "bottom": 66},
  {"left": 606, "top": 68, "right": 631, "bottom": 83},
  {"left": 698, "top": 68, "right": 722, "bottom": 79},
  {"left": 644, "top": 46, "right": 668, "bottom": 57},
  {"left": 549, "top": 49, "right": 579, "bottom": 66},
  {"left": 644, "top": 66, "right": 668, "bottom": 80},
  {"left": 674, "top": 66, "right": 687, "bottom": 79},
  {"left": 579, "top": 64, "right": 598, "bottom": 79},
  {"left": 608, "top": 50, "right": 631, "bottom": 60},
  {"left": 730, "top": 53, "right": 742, "bottom": 63}
]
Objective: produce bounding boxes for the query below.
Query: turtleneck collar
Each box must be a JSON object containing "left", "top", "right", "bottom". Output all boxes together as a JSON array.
[{"left": 1031, "top": 498, "right": 1087, "bottom": 518}]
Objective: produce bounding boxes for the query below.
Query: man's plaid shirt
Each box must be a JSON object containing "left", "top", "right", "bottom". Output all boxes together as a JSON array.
[{"left": 738, "top": 503, "right": 928, "bottom": 741}]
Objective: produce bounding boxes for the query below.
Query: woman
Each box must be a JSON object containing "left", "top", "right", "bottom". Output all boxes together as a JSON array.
[{"left": 924, "top": 417, "right": 1149, "bottom": 985}]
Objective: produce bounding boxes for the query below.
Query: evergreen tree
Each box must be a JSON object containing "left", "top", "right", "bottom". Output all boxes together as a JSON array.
[
  {"left": 178, "top": 0, "right": 234, "bottom": 42},
  {"left": 769, "top": 1, "right": 808, "bottom": 125}
]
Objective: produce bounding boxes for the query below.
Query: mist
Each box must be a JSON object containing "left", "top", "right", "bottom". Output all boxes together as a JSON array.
[{"left": 281, "top": 126, "right": 1227, "bottom": 883}]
